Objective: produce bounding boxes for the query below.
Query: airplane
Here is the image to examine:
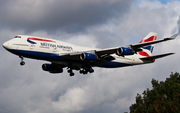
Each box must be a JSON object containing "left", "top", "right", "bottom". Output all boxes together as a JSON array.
[{"left": 2, "top": 32, "right": 178, "bottom": 76}]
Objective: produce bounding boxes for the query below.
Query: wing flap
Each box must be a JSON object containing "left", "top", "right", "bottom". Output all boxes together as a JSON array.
[
  {"left": 95, "top": 47, "right": 118, "bottom": 56},
  {"left": 58, "top": 51, "right": 116, "bottom": 64},
  {"left": 59, "top": 52, "right": 82, "bottom": 60}
]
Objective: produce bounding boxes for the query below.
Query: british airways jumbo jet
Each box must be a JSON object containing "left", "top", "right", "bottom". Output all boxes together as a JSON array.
[{"left": 2, "top": 32, "right": 178, "bottom": 76}]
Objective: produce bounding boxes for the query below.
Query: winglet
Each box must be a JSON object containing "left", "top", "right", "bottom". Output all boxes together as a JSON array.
[
  {"left": 164, "top": 34, "right": 178, "bottom": 41},
  {"left": 170, "top": 34, "right": 178, "bottom": 39}
]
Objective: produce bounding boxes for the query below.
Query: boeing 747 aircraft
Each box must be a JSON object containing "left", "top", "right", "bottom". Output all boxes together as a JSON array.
[{"left": 3, "top": 32, "right": 178, "bottom": 76}]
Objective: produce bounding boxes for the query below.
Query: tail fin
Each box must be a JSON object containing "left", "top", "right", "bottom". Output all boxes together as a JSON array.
[{"left": 138, "top": 32, "right": 157, "bottom": 57}]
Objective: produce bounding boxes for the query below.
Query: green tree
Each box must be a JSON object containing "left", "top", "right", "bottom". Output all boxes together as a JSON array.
[{"left": 130, "top": 72, "right": 180, "bottom": 113}]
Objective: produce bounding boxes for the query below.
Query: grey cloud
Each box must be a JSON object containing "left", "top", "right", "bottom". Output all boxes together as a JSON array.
[
  {"left": 0, "top": 1, "right": 180, "bottom": 113},
  {"left": 0, "top": 0, "right": 133, "bottom": 34},
  {"left": 92, "top": 2, "right": 180, "bottom": 49},
  {"left": 178, "top": 16, "right": 180, "bottom": 34}
]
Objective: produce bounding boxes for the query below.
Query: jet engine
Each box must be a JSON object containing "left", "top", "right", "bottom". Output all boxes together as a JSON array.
[
  {"left": 42, "top": 64, "right": 63, "bottom": 73},
  {"left": 116, "top": 47, "right": 134, "bottom": 56},
  {"left": 80, "top": 53, "right": 98, "bottom": 60}
]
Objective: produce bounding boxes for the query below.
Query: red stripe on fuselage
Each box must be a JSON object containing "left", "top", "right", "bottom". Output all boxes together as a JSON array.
[
  {"left": 138, "top": 51, "right": 149, "bottom": 57},
  {"left": 27, "top": 37, "right": 53, "bottom": 42},
  {"left": 138, "top": 51, "right": 155, "bottom": 62}
]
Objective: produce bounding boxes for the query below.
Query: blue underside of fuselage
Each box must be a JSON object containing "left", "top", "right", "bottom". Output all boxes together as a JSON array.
[
  {"left": 7, "top": 49, "right": 131, "bottom": 68},
  {"left": 100, "top": 62, "right": 131, "bottom": 68}
]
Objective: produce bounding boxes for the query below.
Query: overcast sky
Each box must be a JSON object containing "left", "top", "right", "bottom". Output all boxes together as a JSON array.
[{"left": 1, "top": 0, "right": 180, "bottom": 113}]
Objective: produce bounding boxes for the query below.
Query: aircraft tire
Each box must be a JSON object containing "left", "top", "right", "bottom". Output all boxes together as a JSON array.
[
  {"left": 83, "top": 71, "right": 88, "bottom": 75},
  {"left": 79, "top": 70, "right": 83, "bottom": 74},
  {"left": 70, "top": 73, "right": 74, "bottom": 76},
  {"left": 20, "top": 61, "right": 25, "bottom": 66}
]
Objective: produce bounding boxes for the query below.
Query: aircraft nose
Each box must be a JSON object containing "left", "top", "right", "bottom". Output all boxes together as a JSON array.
[{"left": 2, "top": 42, "right": 9, "bottom": 49}]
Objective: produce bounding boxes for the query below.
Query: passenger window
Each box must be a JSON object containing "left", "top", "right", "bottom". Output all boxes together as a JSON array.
[{"left": 14, "top": 36, "right": 21, "bottom": 38}]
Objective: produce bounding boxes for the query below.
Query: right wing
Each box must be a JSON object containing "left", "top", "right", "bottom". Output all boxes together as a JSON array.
[
  {"left": 57, "top": 34, "right": 177, "bottom": 62},
  {"left": 130, "top": 34, "right": 178, "bottom": 51},
  {"left": 95, "top": 34, "right": 178, "bottom": 56}
]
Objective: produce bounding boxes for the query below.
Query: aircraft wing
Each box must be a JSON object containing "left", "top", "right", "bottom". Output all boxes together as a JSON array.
[
  {"left": 59, "top": 52, "right": 115, "bottom": 62},
  {"left": 95, "top": 47, "right": 119, "bottom": 56},
  {"left": 95, "top": 34, "right": 178, "bottom": 55},
  {"left": 59, "top": 52, "right": 83, "bottom": 60},
  {"left": 59, "top": 47, "right": 119, "bottom": 58},
  {"left": 130, "top": 34, "right": 178, "bottom": 51},
  {"left": 58, "top": 34, "right": 177, "bottom": 61}
]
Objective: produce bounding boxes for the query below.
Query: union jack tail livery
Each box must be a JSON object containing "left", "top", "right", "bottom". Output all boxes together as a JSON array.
[{"left": 138, "top": 32, "right": 157, "bottom": 57}]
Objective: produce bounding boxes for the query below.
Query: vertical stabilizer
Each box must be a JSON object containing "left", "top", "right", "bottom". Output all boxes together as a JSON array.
[{"left": 138, "top": 32, "right": 157, "bottom": 57}]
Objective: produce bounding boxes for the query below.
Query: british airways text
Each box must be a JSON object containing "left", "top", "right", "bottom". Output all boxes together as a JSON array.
[{"left": 41, "top": 42, "right": 73, "bottom": 50}]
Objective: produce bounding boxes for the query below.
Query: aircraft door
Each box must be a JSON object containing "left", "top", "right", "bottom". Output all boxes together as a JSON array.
[
  {"left": 53, "top": 47, "right": 57, "bottom": 53},
  {"left": 30, "top": 44, "right": 35, "bottom": 50},
  {"left": 131, "top": 55, "right": 136, "bottom": 65}
]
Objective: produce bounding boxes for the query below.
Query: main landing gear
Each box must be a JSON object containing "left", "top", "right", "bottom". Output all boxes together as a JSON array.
[
  {"left": 79, "top": 68, "right": 94, "bottom": 75},
  {"left": 67, "top": 69, "right": 75, "bottom": 76},
  {"left": 67, "top": 67, "right": 94, "bottom": 76},
  {"left": 19, "top": 56, "right": 25, "bottom": 66}
]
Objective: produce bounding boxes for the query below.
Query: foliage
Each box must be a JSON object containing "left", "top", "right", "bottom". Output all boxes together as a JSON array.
[{"left": 130, "top": 72, "right": 180, "bottom": 113}]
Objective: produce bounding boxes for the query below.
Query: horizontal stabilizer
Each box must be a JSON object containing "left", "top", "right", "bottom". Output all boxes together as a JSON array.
[{"left": 140, "top": 53, "right": 175, "bottom": 60}]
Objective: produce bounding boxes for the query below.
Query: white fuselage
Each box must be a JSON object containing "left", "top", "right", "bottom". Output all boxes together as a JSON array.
[
  {"left": 3, "top": 32, "right": 176, "bottom": 76},
  {"left": 3, "top": 35, "right": 152, "bottom": 69}
]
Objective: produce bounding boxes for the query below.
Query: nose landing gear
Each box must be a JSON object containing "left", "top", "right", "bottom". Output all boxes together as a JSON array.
[{"left": 19, "top": 56, "right": 25, "bottom": 66}]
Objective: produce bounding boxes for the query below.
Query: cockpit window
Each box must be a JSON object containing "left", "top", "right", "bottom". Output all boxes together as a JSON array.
[{"left": 14, "top": 36, "right": 21, "bottom": 38}]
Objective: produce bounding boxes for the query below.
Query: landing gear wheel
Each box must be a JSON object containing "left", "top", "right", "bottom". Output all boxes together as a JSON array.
[
  {"left": 68, "top": 69, "right": 72, "bottom": 73},
  {"left": 19, "top": 56, "right": 25, "bottom": 66},
  {"left": 79, "top": 70, "right": 83, "bottom": 74},
  {"left": 20, "top": 61, "right": 25, "bottom": 66},
  {"left": 83, "top": 70, "right": 88, "bottom": 75},
  {"left": 70, "top": 73, "right": 74, "bottom": 76},
  {"left": 67, "top": 68, "right": 75, "bottom": 76}
]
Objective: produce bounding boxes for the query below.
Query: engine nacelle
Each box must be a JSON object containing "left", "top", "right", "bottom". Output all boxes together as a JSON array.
[
  {"left": 80, "top": 53, "right": 97, "bottom": 60},
  {"left": 42, "top": 64, "right": 63, "bottom": 73},
  {"left": 116, "top": 47, "right": 134, "bottom": 56}
]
